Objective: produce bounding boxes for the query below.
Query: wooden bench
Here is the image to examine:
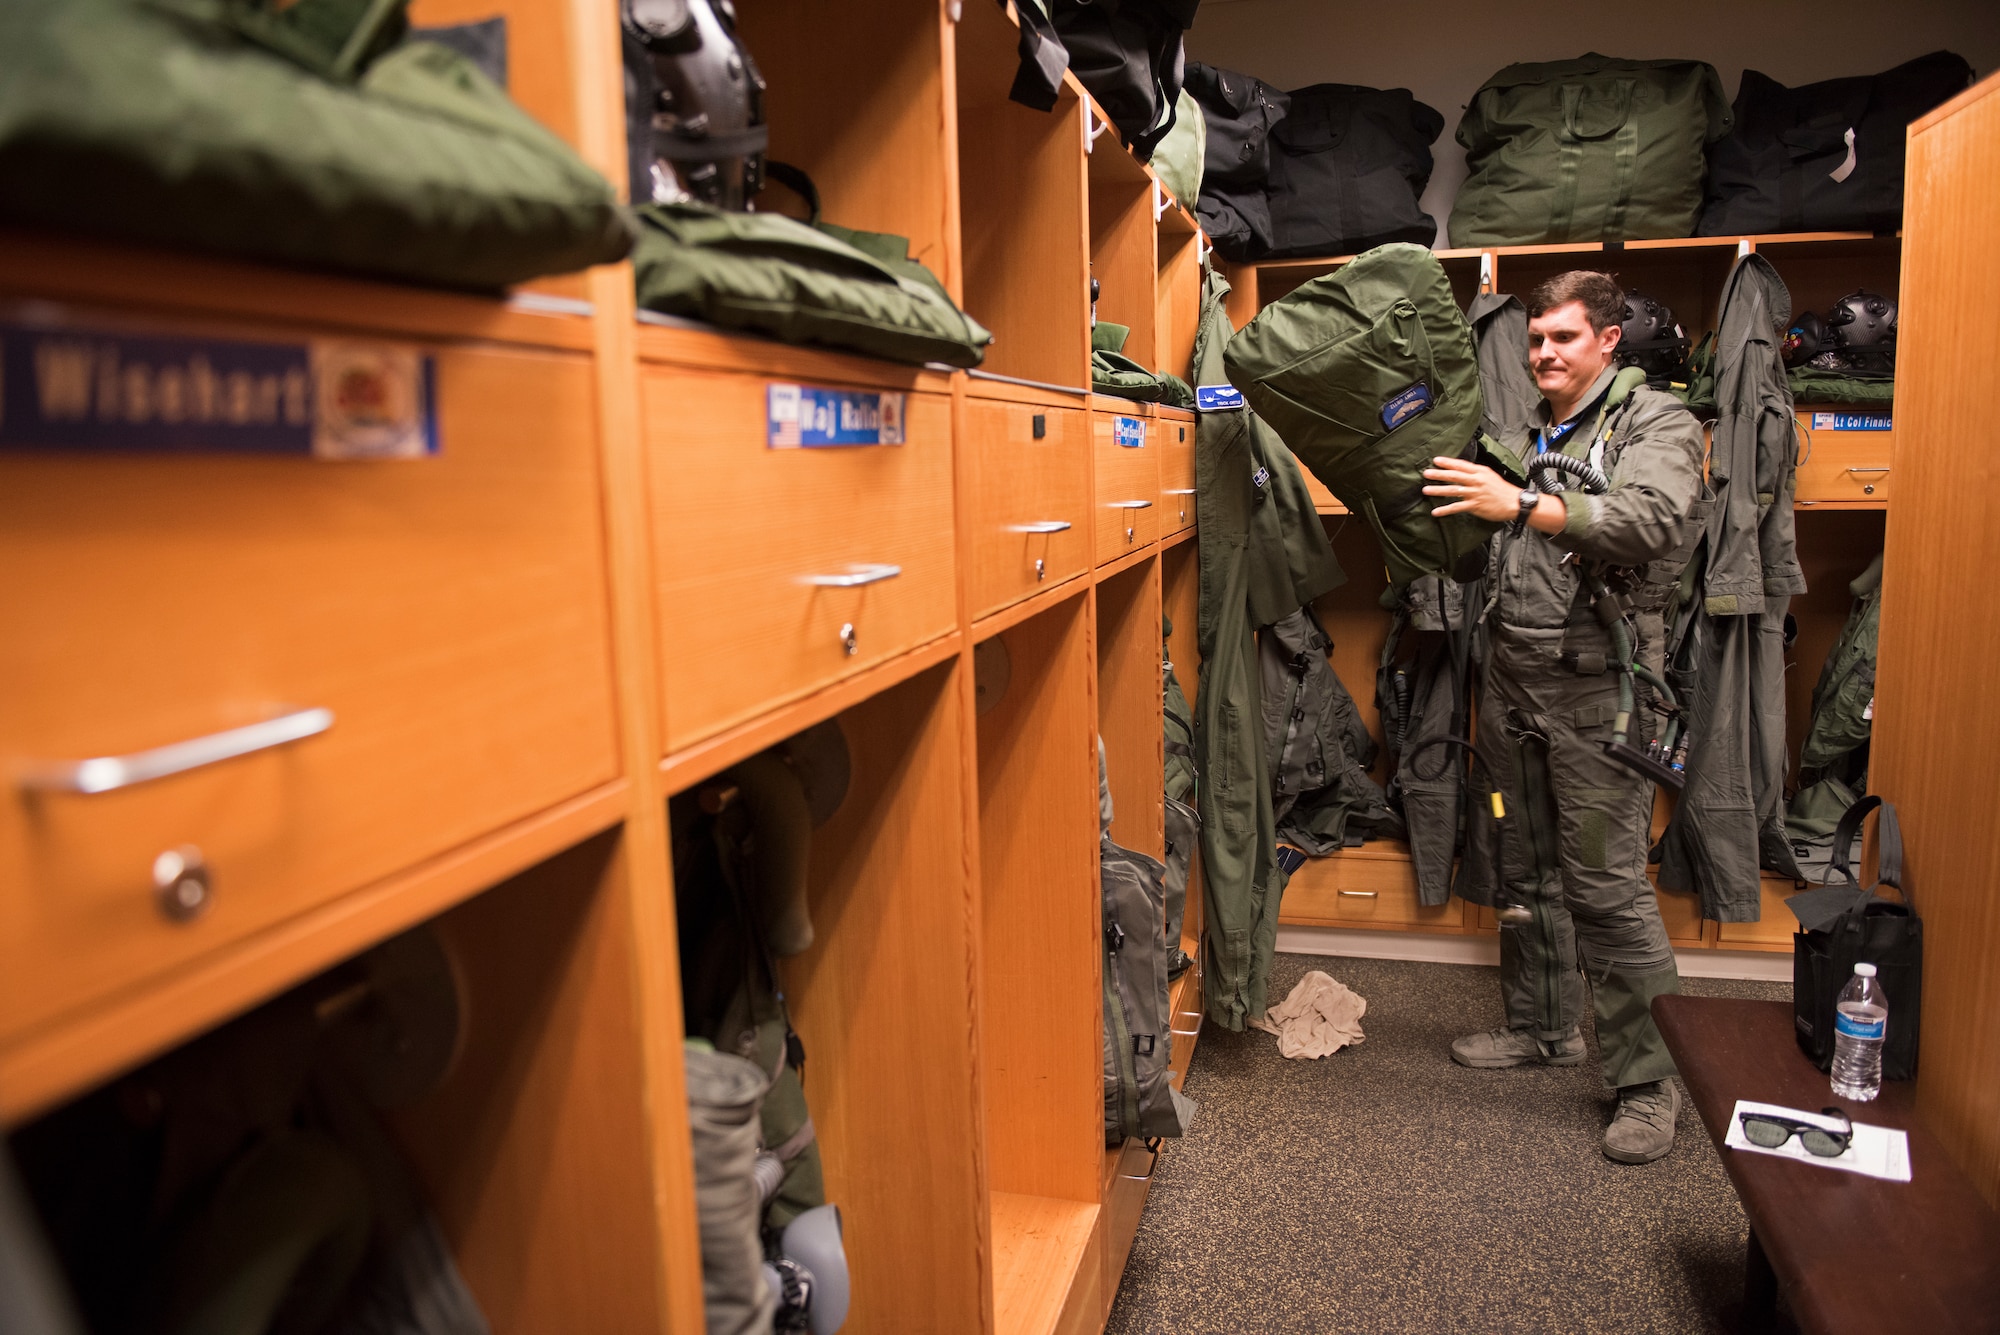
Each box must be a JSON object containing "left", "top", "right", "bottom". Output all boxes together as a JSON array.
[{"left": 1653, "top": 996, "right": 2000, "bottom": 1334}]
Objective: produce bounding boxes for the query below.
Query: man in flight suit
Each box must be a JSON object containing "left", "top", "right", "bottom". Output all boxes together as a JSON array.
[{"left": 1422, "top": 271, "right": 1704, "bottom": 1164}]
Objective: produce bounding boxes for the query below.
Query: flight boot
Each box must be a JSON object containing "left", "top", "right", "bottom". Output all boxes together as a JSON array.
[
  {"left": 1450, "top": 1025, "right": 1586, "bottom": 1069},
  {"left": 1603, "top": 1078, "right": 1681, "bottom": 1163}
]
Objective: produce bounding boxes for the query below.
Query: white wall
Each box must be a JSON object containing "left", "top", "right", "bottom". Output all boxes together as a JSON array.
[{"left": 1184, "top": 0, "right": 2000, "bottom": 244}]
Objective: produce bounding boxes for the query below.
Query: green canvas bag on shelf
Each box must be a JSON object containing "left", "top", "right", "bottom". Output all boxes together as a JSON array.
[
  {"left": 632, "top": 201, "right": 992, "bottom": 367},
  {"left": 1223, "top": 243, "right": 1514, "bottom": 586},
  {"left": 0, "top": 0, "right": 634, "bottom": 289},
  {"left": 1449, "top": 53, "right": 1732, "bottom": 246},
  {"left": 1151, "top": 88, "right": 1207, "bottom": 211}
]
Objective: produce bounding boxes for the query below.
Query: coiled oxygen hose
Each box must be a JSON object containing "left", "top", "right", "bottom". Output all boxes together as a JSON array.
[{"left": 1525, "top": 452, "right": 1610, "bottom": 495}]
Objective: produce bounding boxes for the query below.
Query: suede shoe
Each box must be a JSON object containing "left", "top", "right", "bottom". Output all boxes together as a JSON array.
[
  {"left": 1603, "top": 1079, "right": 1682, "bottom": 1163},
  {"left": 1450, "top": 1026, "right": 1586, "bottom": 1069}
]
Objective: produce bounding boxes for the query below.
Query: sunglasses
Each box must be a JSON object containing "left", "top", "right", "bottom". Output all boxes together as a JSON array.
[{"left": 1738, "top": 1108, "right": 1853, "bottom": 1158}]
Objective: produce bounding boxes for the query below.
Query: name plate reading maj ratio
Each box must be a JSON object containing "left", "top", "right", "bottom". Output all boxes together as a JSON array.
[
  {"left": 766, "top": 383, "right": 906, "bottom": 448},
  {"left": 0, "top": 321, "right": 438, "bottom": 459}
]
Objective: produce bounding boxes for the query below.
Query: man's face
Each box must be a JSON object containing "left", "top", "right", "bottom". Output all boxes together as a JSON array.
[{"left": 1528, "top": 300, "right": 1622, "bottom": 408}]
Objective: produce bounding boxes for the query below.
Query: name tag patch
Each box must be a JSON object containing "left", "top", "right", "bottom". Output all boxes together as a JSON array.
[
  {"left": 1196, "top": 383, "right": 1245, "bottom": 411},
  {"left": 0, "top": 322, "right": 437, "bottom": 459},
  {"left": 1114, "top": 416, "right": 1146, "bottom": 449},
  {"left": 1381, "top": 381, "right": 1433, "bottom": 432},
  {"left": 768, "top": 383, "right": 906, "bottom": 447},
  {"left": 1252, "top": 465, "right": 1271, "bottom": 489},
  {"left": 1811, "top": 411, "right": 1892, "bottom": 432}
]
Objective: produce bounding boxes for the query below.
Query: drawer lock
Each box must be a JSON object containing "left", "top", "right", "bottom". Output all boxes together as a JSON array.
[
  {"left": 839, "top": 622, "right": 858, "bottom": 657},
  {"left": 153, "top": 846, "right": 212, "bottom": 922}
]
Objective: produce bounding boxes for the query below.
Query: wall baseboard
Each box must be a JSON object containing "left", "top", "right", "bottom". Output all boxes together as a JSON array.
[{"left": 1274, "top": 926, "right": 1793, "bottom": 983}]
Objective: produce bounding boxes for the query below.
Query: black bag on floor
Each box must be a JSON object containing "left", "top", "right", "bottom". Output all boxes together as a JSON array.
[
  {"left": 1787, "top": 795, "right": 1922, "bottom": 1080},
  {"left": 1698, "top": 52, "right": 1973, "bottom": 236},
  {"left": 1262, "top": 84, "right": 1443, "bottom": 259}
]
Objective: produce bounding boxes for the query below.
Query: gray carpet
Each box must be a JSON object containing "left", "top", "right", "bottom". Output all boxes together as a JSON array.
[{"left": 1106, "top": 953, "right": 1791, "bottom": 1335}]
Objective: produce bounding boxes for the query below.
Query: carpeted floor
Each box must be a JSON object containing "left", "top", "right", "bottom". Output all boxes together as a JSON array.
[{"left": 1106, "top": 953, "right": 1791, "bottom": 1335}]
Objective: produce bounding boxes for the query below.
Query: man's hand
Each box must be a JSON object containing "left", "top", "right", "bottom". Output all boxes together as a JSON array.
[
  {"left": 1423, "top": 456, "right": 1568, "bottom": 533},
  {"left": 1423, "top": 456, "right": 1520, "bottom": 521}
]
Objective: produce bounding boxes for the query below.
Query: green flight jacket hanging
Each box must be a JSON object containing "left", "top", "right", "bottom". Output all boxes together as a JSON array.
[
  {"left": 1191, "top": 262, "right": 1344, "bottom": 1031},
  {"left": 1656, "top": 254, "right": 1807, "bottom": 918},
  {"left": 0, "top": 0, "right": 634, "bottom": 290}
]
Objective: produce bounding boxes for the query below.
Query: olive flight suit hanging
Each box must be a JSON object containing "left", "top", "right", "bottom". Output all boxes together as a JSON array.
[{"left": 1191, "top": 262, "right": 1344, "bottom": 1030}]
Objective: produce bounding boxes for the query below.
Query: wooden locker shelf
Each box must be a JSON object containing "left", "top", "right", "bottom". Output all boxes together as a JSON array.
[
  {"left": 1095, "top": 558, "right": 1166, "bottom": 861},
  {"left": 991, "top": 1191, "right": 1102, "bottom": 1335}
]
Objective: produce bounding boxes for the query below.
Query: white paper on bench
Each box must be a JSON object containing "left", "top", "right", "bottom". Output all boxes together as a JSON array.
[{"left": 1724, "top": 1099, "right": 1912, "bottom": 1183}]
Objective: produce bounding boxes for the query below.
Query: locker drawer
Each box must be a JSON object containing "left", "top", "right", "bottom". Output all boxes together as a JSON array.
[
  {"left": 1794, "top": 410, "right": 1893, "bottom": 504},
  {"left": 0, "top": 344, "right": 620, "bottom": 1047},
  {"left": 644, "top": 368, "right": 957, "bottom": 750},
  {"left": 1277, "top": 848, "right": 1460, "bottom": 930},
  {"left": 1093, "top": 410, "right": 1158, "bottom": 562},
  {"left": 1157, "top": 409, "right": 1196, "bottom": 535},
  {"left": 963, "top": 399, "right": 1090, "bottom": 619}
]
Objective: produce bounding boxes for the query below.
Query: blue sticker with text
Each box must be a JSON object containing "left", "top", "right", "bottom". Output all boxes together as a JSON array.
[
  {"left": 1252, "top": 465, "right": 1271, "bottom": 489},
  {"left": 1196, "top": 383, "right": 1245, "bottom": 411},
  {"left": 1381, "top": 381, "right": 1433, "bottom": 432},
  {"left": 1811, "top": 412, "right": 1892, "bottom": 432},
  {"left": 0, "top": 322, "right": 437, "bottom": 459},
  {"left": 1114, "top": 416, "right": 1146, "bottom": 449},
  {"left": 767, "top": 383, "right": 906, "bottom": 447}
]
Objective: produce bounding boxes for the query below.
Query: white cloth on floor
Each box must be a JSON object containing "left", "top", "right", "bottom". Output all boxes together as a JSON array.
[{"left": 1250, "top": 970, "right": 1366, "bottom": 1059}]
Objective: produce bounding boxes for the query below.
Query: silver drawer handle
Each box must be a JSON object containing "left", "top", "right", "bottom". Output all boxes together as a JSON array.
[
  {"left": 1110, "top": 500, "right": 1154, "bottom": 509},
  {"left": 1010, "top": 521, "right": 1073, "bottom": 534},
  {"left": 18, "top": 707, "right": 335, "bottom": 795},
  {"left": 804, "top": 563, "right": 902, "bottom": 588},
  {"left": 1338, "top": 889, "right": 1379, "bottom": 898},
  {"left": 1845, "top": 467, "right": 1891, "bottom": 475},
  {"left": 1162, "top": 489, "right": 1196, "bottom": 496}
]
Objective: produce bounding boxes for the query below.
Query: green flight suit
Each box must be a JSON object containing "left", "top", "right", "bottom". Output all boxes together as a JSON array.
[
  {"left": 1477, "top": 367, "right": 1705, "bottom": 1090},
  {"left": 1191, "top": 264, "right": 1344, "bottom": 1030}
]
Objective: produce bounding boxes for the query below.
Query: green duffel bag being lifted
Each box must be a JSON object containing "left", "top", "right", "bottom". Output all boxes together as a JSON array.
[
  {"left": 632, "top": 201, "right": 992, "bottom": 367},
  {"left": 1450, "top": 53, "right": 1732, "bottom": 246},
  {"left": 1224, "top": 243, "right": 1513, "bottom": 586},
  {"left": 0, "top": 0, "right": 634, "bottom": 289}
]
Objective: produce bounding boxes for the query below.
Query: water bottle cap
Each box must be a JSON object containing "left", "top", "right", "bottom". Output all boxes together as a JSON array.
[{"left": 1854, "top": 962, "right": 1878, "bottom": 977}]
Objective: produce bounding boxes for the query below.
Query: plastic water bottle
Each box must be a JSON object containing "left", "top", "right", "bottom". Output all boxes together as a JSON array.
[{"left": 1830, "top": 962, "right": 1886, "bottom": 1102}]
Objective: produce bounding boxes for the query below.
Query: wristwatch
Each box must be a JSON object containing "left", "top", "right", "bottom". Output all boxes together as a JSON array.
[{"left": 1514, "top": 487, "right": 1541, "bottom": 530}]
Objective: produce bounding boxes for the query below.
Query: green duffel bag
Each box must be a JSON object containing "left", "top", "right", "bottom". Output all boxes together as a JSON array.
[
  {"left": 632, "top": 201, "right": 992, "bottom": 367},
  {"left": 0, "top": 0, "right": 634, "bottom": 289},
  {"left": 1450, "top": 53, "right": 1731, "bottom": 246},
  {"left": 1152, "top": 88, "right": 1207, "bottom": 211},
  {"left": 1224, "top": 243, "right": 1514, "bottom": 586}
]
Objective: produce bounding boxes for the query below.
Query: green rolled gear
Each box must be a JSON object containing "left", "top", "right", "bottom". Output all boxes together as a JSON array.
[
  {"left": 1449, "top": 53, "right": 1731, "bottom": 247},
  {"left": 1224, "top": 243, "right": 1514, "bottom": 586},
  {"left": 631, "top": 201, "right": 991, "bottom": 367},
  {"left": 0, "top": 0, "right": 634, "bottom": 290},
  {"left": 140, "top": 1131, "right": 373, "bottom": 1335},
  {"left": 1787, "top": 552, "right": 1882, "bottom": 869},
  {"left": 1151, "top": 88, "right": 1207, "bottom": 213},
  {"left": 1091, "top": 322, "right": 1195, "bottom": 406},
  {"left": 1788, "top": 365, "right": 1895, "bottom": 406}
]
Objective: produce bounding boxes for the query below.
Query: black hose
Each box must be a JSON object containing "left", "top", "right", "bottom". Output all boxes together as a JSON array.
[{"left": 1527, "top": 452, "right": 1610, "bottom": 495}]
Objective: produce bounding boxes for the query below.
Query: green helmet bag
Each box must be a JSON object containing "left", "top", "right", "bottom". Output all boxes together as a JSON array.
[{"left": 1222, "top": 243, "right": 1506, "bottom": 586}]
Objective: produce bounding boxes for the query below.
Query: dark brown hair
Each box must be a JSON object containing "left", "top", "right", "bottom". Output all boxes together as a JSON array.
[{"left": 1525, "top": 270, "right": 1625, "bottom": 333}]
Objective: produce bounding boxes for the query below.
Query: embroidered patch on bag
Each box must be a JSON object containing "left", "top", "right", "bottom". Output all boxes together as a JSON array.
[
  {"left": 1380, "top": 381, "right": 1433, "bottom": 432},
  {"left": 1196, "top": 383, "right": 1246, "bottom": 411}
]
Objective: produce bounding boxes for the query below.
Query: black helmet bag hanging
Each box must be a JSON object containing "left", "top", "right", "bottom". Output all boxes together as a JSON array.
[{"left": 1616, "top": 290, "right": 1690, "bottom": 387}]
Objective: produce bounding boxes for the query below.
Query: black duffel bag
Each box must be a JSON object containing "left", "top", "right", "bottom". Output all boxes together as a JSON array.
[
  {"left": 1262, "top": 83, "right": 1443, "bottom": 259},
  {"left": 1052, "top": 0, "right": 1198, "bottom": 159},
  {"left": 1698, "top": 51, "right": 1973, "bottom": 236},
  {"left": 1184, "top": 60, "right": 1288, "bottom": 261},
  {"left": 1786, "top": 795, "right": 1922, "bottom": 1080}
]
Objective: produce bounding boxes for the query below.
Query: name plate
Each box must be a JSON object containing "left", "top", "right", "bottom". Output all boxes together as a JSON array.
[
  {"left": 1195, "top": 383, "right": 1244, "bottom": 412},
  {"left": 767, "top": 383, "right": 906, "bottom": 447},
  {"left": 0, "top": 322, "right": 437, "bottom": 459},
  {"left": 1810, "top": 412, "right": 1892, "bottom": 432},
  {"left": 1114, "top": 415, "right": 1146, "bottom": 449}
]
